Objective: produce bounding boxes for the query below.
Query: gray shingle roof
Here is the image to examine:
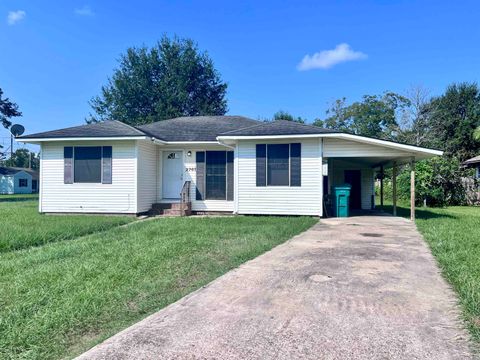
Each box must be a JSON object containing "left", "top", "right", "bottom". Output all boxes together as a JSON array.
[
  {"left": 0, "top": 166, "right": 38, "bottom": 178},
  {"left": 18, "top": 116, "right": 338, "bottom": 142},
  {"left": 19, "top": 120, "right": 145, "bottom": 139},
  {"left": 219, "top": 120, "right": 340, "bottom": 136},
  {"left": 137, "top": 116, "right": 260, "bottom": 141}
]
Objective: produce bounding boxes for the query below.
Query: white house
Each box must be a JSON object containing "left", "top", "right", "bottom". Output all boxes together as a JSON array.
[
  {"left": 18, "top": 116, "right": 442, "bottom": 217},
  {"left": 0, "top": 167, "right": 39, "bottom": 194}
]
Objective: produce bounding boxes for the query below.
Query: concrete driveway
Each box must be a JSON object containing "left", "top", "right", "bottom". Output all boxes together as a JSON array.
[{"left": 78, "top": 215, "right": 473, "bottom": 360}]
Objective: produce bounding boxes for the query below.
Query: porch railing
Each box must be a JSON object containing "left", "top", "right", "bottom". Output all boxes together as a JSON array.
[{"left": 180, "top": 180, "right": 191, "bottom": 216}]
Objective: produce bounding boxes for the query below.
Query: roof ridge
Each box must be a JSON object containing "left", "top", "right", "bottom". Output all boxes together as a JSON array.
[
  {"left": 111, "top": 120, "right": 148, "bottom": 136},
  {"left": 220, "top": 121, "right": 268, "bottom": 135},
  {"left": 272, "top": 119, "right": 331, "bottom": 131}
]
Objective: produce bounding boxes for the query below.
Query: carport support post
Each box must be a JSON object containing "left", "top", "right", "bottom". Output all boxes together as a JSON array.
[
  {"left": 392, "top": 162, "right": 397, "bottom": 216},
  {"left": 410, "top": 157, "right": 415, "bottom": 221},
  {"left": 380, "top": 165, "right": 384, "bottom": 210}
]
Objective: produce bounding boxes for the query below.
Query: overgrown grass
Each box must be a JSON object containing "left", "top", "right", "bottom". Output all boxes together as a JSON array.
[
  {"left": 0, "top": 195, "right": 134, "bottom": 252},
  {"left": 0, "top": 213, "right": 317, "bottom": 359},
  {"left": 381, "top": 203, "right": 480, "bottom": 342}
]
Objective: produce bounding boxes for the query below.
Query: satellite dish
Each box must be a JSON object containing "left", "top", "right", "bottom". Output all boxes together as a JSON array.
[{"left": 10, "top": 124, "right": 25, "bottom": 137}]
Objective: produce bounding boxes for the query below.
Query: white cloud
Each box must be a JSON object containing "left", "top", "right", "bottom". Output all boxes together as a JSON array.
[
  {"left": 297, "top": 43, "right": 367, "bottom": 71},
  {"left": 75, "top": 5, "right": 95, "bottom": 16},
  {"left": 7, "top": 10, "right": 26, "bottom": 25}
]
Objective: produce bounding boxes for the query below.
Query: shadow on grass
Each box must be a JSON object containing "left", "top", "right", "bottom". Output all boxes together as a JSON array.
[
  {"left": 378, "top": 204, "right": 456, "bottom": 220},
  {"left": 0, "top": 196, "right": 38, "bottom": 203}
]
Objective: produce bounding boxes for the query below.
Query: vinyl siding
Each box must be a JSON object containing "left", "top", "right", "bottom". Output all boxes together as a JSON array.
[
  {"left": 328, "top": 159, "right": 374, "bottom": 210},
  {"left": 13, "top": 171, "right": 33, "bottom": 194},
  {"left": 0, "top": 175, "right": 14, "bottom": 194},
  {"left": 136, "top": 140, "right": 157, "bottom": 213},
  {"left": 236, "top": 139, "right": 322, "bottom": 216},
  {"left": 324, "top": 138, "right": 411, "bottom": 157},
  {"left": 40, "top": 140, "right": 137, "bottom": 213}
]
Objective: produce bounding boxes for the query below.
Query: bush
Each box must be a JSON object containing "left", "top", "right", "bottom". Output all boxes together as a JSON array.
[
  {"left": 375, "top": 157, "right": 472, "bottom": 207},
  {"left": 399, "top": 157, "right": 470, "bottom": 206}
]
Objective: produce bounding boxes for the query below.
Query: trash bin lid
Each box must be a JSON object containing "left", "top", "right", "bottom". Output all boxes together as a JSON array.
[{"left": 334, "top": 184, "right": 352, "bottom": 190}]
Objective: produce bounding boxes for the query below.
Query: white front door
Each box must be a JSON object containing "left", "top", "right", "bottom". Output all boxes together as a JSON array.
[{"left": 162, "top": 151, "right": 183, "bottom": 199}]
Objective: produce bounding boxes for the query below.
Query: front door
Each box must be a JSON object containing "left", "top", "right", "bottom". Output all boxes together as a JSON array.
[
  {"left": 162, "top": 151, "right": 183, "bottom": 199},
  {"left": 344, "top": 170, "right": 362, "bottom": 210}
]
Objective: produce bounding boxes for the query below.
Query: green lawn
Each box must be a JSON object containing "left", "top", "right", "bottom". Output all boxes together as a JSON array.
[
  {"left": 0, "top": 198, "right": 317, "bottom": 360},
  {"left": 0, "top": 194, "right": 135, "bottom": 252},
  {"left": 381, "top": 203, "right": 480, "bottom": 342}
]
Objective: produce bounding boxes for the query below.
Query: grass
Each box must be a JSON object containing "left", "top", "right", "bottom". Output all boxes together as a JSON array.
[
  {"left": 0, "top": 199, "right": 317, "bottom": 360},
  {"left": 0, "top": 194, "right": 135, "bottom": 252},
  {"left": 380, "top": 202, "right": 480, "bottom": 343}
]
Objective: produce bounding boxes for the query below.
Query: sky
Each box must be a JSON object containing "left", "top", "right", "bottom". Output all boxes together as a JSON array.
[{"left": 1, "top": 0, "right": 480, "bottom": 152}]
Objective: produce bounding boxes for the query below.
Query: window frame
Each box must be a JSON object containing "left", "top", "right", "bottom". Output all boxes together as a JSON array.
[
  {"left": 205, "top": 151, "right": 228, "bottom": 200},
  {"left": 266, "top": 143, "right": 291, "bottom": 186},
  {"left": 200, "top": 150, "right": 233, "bottom": 201},
  {"left": 18, "top": 178, "right": 28, "bottom": 187},
  {"left": 73, "top": 146, "right": 103, "bottom": 184}
]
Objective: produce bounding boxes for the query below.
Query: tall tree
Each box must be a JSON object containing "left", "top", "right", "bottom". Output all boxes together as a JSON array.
[
  {"left": 3, "top": 148, "right": 39, "bottom": 169},
  {"left": 397, "top": 85, "right": 433, "bottom": 146},
  {"left": 0, "top": 88, "right": 22, "bottom": 159},
  {"left": 428, "top": 82, "right": 480, "bottom": 160},
  {"left": 315, "top": 92, "right": 410, "bottom": 140},
  {"left": 0, "top": 88, "right": 22, "bottom": 129},
  {"left": 272, "top": 110, "right": 306, "bottom": 123},
  {"left": 88, "top": 35, "right": 228, "bottom": 125}
]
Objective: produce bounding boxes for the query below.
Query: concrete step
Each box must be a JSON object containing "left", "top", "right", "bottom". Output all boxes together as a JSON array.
[{"left": 150, "top": 202, "right": 191, "bottom": 216}]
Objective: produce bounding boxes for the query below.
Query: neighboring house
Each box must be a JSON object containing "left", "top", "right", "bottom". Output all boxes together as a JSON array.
[
  {"left": 18, "top": 116, "right": 442, "bottom": 215},
  {"left": 0, "top": 167, "right": 39, "bottom": 195},
  {"left": 463, "top": 155, "right": 480, "bottom": 204}
]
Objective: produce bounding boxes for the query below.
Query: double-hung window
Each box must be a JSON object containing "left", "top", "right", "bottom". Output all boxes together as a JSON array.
[
  {"left": 256, "top": 143, "right": 301, "bottom": 187},
  {"left": 19, "top": 178, "right": 28, "bottom": 187},
  {"left": 64, "top": 146, "right": 112, "bottom": 184},
  {"left": 196, "top": 151, "right": 234, "bottom": 201}
]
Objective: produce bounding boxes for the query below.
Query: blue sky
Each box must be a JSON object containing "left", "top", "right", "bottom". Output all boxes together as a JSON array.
[{"left": 1, "top": 0, "right": 479, "bottom": 150}]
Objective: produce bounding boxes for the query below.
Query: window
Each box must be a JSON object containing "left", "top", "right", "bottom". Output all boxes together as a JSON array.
[
  {"left": 74, "top": 146, "right": 102, "bottom": 183},
  {"left": 267, "top": 144, "right": 290, "bottom": 186},
  {"left": 167, "top": 152, "right": 180, "bottom": 159},
  {"left": 19, "top": 178, "right": 28, "bottom": 187},
  {"left": 256, "top": 143, "right": 301, "bottom": 187},
  {"left": 196, "top": 150, "right": 234, "bottom": 201},
  {"left": 206, "top": 151, "right": 227, "bottom": 200}
]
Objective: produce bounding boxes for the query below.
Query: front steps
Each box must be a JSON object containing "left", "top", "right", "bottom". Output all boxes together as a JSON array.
[{"left": 149, "top": 202, "right": 192, "bottom": 217}]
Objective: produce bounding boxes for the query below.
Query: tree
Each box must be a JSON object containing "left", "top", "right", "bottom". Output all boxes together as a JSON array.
[
  {"left": 316, "top": 92, "right": 410, "bottom": 140},
  {"left": 427, "top": 82, "right": 480, "bottom": 161},
  {"left": 397, "top": 85, "right": 433, "bottom": 146},
  {"left": 88, "top": 35, "right": 228, "bottom": 125},
  {"left": 0, "top": 88, "right": 22, "bottom": 159},
  {"left": 473, "top": 126, "right": 480, "bottom": 142},
  {"left": 2, "top": 148, "right": 39, "bottom": 169},
  {"left": 0, "top": 88, "right": 21, "bottom": 129},
  {"left": 272, "top": 110, "right": 305, "bottom": 123}
]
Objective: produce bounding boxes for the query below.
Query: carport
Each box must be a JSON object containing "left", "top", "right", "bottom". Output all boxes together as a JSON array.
[{"left": 321, "top": 135, "right": 444, "bottom": 220}]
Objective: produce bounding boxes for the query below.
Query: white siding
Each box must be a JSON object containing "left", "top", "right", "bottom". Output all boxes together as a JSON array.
[
  {"left": 40, "top": 141, "right": 137, "bottom": 213},
  {"left": 136, "top": 140, "right": 157, "bottom": 213},
  {"left": 324, "top": 138, "right": 411, "bottom": 157},
  {"left": 328, "top": 159, "right": 374, "bottom": 210},
  {"left": 0, "top": 175, "right": 14, "bottom": 194},
  {"left": 236, "top": 139, "right": 322, "bottom": 216},
  {"left": 13, "top": 171, "right": 33, "bottom": 194}
]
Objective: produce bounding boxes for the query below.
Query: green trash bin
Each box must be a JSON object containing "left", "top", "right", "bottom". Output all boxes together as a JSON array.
[{"left": 332, "top": 184, "right": 351, "bottom": 217}]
